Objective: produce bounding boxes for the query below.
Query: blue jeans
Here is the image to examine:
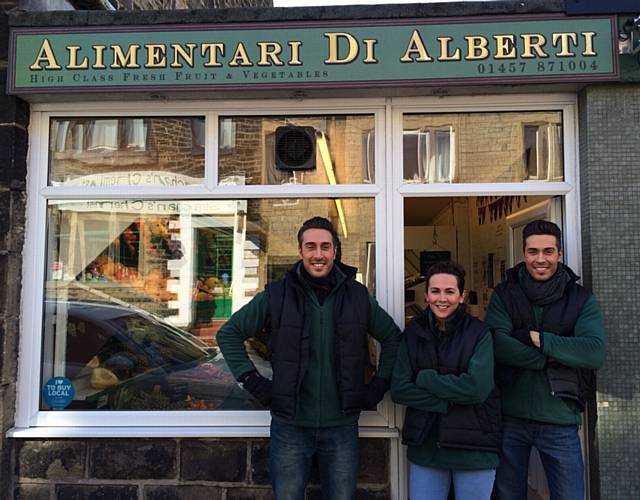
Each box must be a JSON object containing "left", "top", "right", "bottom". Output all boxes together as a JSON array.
[
  {"left": 409, "top": 463, "right": 495, "bottom": 500},
  {"left": 495, "top": 416, "right": 584, "bottom": 500},
  {"left": 269, "top": 419, "right": 359, "bottom": 500}
]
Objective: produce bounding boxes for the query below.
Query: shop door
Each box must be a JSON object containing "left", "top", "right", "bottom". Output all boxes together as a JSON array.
[
  {"left": 401, "top": 195, "right": 565, "bottom": 500},
  {"left": 390, "top": 97, "right": 580, "bottom": 500}
]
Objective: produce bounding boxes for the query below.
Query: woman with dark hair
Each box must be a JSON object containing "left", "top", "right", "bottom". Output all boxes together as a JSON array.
[{"left": 391, "top": 260, "right": 500, "bottom": 500}]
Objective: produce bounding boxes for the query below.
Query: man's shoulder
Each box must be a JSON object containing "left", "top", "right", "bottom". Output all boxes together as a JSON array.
[
  {"left": 349, "top": 278, "right": 370, "bottom": 294},
  {"left": 567, "top": 279, "right": 591, "bottom": 293},
  {"left": 241, "top": 290, "right": 269, "bottom": 309},
  {"left": 565, "top": 280, "right": 593, "bottom": 306},
  {"left": 335, "top": 268, "right": 370, "bottom": 296},
  {"left": 493, "top": 277, "right": 520, "bottom": 303},
  {"left": 494, "top": 263, "right": 523, "bottom": 293},
  {"left": 265, "top": 278, "right": 286, "bottom": 295}
]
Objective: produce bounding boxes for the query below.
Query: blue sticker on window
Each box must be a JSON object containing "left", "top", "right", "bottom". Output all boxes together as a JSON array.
[{"left": 43, "top": 377, "right": 74, "bottom": 410}]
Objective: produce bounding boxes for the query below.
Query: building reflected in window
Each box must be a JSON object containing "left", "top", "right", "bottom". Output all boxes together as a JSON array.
[{"left": 43, "top": 198, "right": 375, "bottom": 412}]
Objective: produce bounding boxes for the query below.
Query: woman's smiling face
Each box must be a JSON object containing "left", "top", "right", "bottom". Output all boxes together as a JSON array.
[{"left": 425, "top": 273, "right": 464, "bottom": 324}]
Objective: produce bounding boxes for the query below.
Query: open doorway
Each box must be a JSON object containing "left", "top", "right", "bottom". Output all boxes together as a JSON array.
[
  {"left": 403, "top": 194, "right": 563, "bottom": 499},
  {"left": 403, "top": 195, "right": 561, "bottom": 323}
]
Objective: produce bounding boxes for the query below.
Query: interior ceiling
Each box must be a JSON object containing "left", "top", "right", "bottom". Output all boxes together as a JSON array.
[{"left": 404, "top": 197, "right": 454, "bottom": 226}]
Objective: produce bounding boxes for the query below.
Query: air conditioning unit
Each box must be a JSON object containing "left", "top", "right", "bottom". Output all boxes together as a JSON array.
[{"left": 274, "top": 126, "right": 316, "bottom": 171}]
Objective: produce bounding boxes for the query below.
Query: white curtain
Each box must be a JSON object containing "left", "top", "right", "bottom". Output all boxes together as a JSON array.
[
  {"left": 123, "top": 119, "right": 147, "bottom": 150},
  {"left": 434, "top": 129, "right": 451, "bottom": 182},
  {"left": 86, "top": 119, "right": 118, "bottom": 151}
]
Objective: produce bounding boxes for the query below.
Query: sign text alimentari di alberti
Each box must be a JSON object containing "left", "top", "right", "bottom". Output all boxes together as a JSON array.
[{"left": 8, "top": 16, "right": 617, "bottom": 93}]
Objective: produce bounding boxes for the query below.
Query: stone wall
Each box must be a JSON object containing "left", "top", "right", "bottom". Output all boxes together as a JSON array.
[
  {"left": 578, "top": 84, "right": 640, "bottom": 500},
  {"left": 0, "top": 3, "right": 27, "bottom": 497},
  {"left": 13, "top": 437, "right": 390, "bottom": 499}
]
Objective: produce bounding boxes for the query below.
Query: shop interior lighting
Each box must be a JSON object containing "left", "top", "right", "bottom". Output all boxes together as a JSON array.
[{"left": 316, "top": 132, "right": 348, "bottom": 239}]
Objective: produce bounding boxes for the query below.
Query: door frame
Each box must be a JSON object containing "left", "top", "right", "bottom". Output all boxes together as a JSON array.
[{"left": 386, "top": 93, "right": 581, "bottom": 500}]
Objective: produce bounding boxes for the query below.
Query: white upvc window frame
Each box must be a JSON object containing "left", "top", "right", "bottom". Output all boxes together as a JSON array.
[
  {"left": 13, "top": 97, "right": 396, "bottom": 438},
  {"left": 12, "top": 93, "right": 581, "bottom": 444}
]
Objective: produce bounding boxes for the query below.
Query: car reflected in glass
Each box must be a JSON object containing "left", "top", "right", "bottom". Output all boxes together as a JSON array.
[{"left": 43, "top": 300, "right": 264, "bottom": 411}]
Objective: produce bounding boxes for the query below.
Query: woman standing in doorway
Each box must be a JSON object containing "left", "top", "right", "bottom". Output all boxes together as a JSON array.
[{"left": 391, "top": 260, "right": 500, "bottom": 500}]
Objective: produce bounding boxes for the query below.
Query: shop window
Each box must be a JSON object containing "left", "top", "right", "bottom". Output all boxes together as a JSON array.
[
  {"left": 403, "top": 111, "right": 564, "bottom": 183},
  {"left": 49, "top": 117, "right": 205, "bottom": 187},
  {"left": 217, "top": 114, "right": 375, "bottom": 185},
  {"left": 42, "top": 198, "right": 375, "bottom": 411}
]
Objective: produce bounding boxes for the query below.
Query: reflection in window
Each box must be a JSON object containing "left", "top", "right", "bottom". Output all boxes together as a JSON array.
[
  {"left": 49, "top": 117, "right": 205, "bottom": 187},
  {"left": 403, "top": 111, "right": 564, "bottom": 183},
  {"left": 55, "top": 119, "right": 143, "bottom": 153},
  {"left": 85, "top": 119, "right": 119, "bottom": 151},
  {"left": 123, "top": 119, "right": 148, "bottom": 151},
  {"left": 42, "top": 198, "right": 375, "bottom": 411},
  {"left": 219, "top": 118, "right": 237, "bottom": 152},
  {"left": 218, "top": 114, "right": 375, "bottom": 185},
  {"left": 191, "top": 117, "right": 205, "bottom": 154},
  {"left": 524, "top": 124, "right": 563, "bottom": 181},
  {"left": 403, "top": 127, "right": 454, "bottom": 183},
  {"left": 362, "top": 130, "right": 375, "bottom": 184}
]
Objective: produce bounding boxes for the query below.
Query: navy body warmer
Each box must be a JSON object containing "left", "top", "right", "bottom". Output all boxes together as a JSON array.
[
  {"left": 265, "top": 264, "right": 371, "bottom": 420},
  {"left": 402, "top": 310, "right": 502, "bottom": 452},
  {"left": 494, "top": 263, "right": 594, "bottom": 409}
]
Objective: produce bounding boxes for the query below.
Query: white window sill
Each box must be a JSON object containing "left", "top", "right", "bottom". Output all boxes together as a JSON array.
[{"left": 7, "top": 425, "right": 399, "bottom": 439}]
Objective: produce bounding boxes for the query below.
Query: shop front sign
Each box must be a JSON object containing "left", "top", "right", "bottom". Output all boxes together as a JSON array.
[{"left": 8, "top": 15, "right": 618, "bottom": 94}]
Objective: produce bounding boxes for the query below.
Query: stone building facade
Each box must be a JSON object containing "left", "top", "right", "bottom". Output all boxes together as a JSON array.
[
  {"left": 13, "top": 438, "right": 390, "bottom": 499},
  {"left": 1, "top": 0, "right": 28, "bottom": 496},
  {"left": 2, "top": 1, "right": 640, "bottom": 499}
]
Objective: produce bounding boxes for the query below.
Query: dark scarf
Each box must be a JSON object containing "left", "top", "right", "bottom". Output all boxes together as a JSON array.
[
  {"left": 519, "top": 265, "right": 570, "bottom": 306},
  {"left": 300, "top": 265, "right": 337, "bottom": 305}
]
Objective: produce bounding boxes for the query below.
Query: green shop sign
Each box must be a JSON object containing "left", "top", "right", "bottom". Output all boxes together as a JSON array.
[{"left": 8, "top": 15, "right": 618, "bottom": 94}]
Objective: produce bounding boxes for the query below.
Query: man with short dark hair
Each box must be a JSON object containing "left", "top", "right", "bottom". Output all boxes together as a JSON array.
[
  {"left": 217, "top": 216, "right": 400, "bottom": 500},
  {"left": 486, "top": 219, "right": 606, "bottom": 500}
]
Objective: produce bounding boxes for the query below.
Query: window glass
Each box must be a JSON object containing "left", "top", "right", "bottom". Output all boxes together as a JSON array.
[
  {"left": 403, "top": 111, "right": 564, "bottom": 183},
  {"left": 48, "top": 117, "right": 205, "bottom": 187},
  {"left": 42, "top": 198, "right": 375, "bottom": 411},
  {"left": 217, "top": 114, "right": 375, "bottom": 185}
]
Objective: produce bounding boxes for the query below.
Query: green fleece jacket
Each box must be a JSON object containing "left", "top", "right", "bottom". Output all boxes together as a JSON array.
[
  {"left": 217, "top": 263, "right": 401, "bottom": 427},
  {"left": 485, "top": 286, "right": 606, "bottom": 425},
  {"left": 391, "top": 311, "right": 499, "bottom": 470}
]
